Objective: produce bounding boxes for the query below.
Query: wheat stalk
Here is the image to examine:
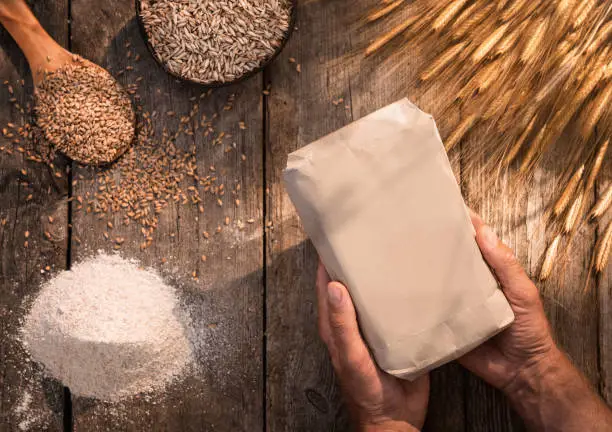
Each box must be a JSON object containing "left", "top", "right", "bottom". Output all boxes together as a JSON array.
[
  {"left": 586, "top": 21, "right": 612, "bottom": 55},
  {"left": 524, "top": 72, "right": 604, "bottom": 173},
  {"left": 540, "top": 234, "right": 562, "bottom": 281},
  {"left": 589, "top": 185, "right": 612, "bottom": 221},
  {"left": 363, "top": 0, "right": 612, "bottom": 281}
]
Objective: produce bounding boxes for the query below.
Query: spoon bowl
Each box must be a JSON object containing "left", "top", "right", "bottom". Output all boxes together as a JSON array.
[{"left": 0, "top": 0, "right": 136, "bottom": 165}]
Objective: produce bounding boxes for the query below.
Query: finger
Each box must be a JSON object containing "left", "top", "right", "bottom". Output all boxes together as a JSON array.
[
  {"left": 474, "top": 223, "right": 540, "bottom": 307},
  {"left": 458, "top": 342, "right": 511, "bottom": 390},
  {"left": 316, "top": 260, "right": 331, "bottom": 344},
  {"left": 400, "top": 373, "right": 431, "bottom": 428},
  {"left": 468, "top": 207, "right": 485, "bottom": 232},
  {"left": 326, "top": 282, "right": 377, "bottom": 379}
]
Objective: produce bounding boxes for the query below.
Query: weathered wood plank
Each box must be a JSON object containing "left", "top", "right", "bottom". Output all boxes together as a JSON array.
[
  {"left": 0, "top": 1, "right": 68, "bottom": 430},
  {"left": 526, "top": 144, "right": 600, "bottom": 389},
  {"left": 459, "top": 134, "right": 531, "bottom": 431},
  {"left": 69, "top": 1, "right": 264, "bottom": 430},
  {"left": 265, "top": 0, "right": 355, "bottom": 430},
  {"left": 597, "top": 154, "right": 611, "bottom": 404}
]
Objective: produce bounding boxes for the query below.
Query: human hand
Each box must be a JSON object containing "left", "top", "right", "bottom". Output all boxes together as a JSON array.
[
  {"left": 316, "top": 262, "right": 430, "bottom": 432},
  {"left": 461, "top": 211, "right": 612, "bottom": 431},
  {"left": 458, "top": 210, "right": 559, "bottom": 395}
]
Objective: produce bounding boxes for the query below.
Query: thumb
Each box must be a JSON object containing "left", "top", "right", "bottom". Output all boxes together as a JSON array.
[
  {"left": 475, "top": 223, "right": 541, "bottom": 308},
  {"left": 326, "top": 282, "right": 376, "bottom": 378}
]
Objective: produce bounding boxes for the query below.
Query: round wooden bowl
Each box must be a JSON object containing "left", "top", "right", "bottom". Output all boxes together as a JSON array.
[{"left": 134, "top": 0, "right": 297, "bottom": 88}]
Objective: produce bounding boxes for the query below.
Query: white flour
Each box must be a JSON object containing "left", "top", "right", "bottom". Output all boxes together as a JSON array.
[{"left": 21, "top": 253, "right": 192, "bottom": 402}]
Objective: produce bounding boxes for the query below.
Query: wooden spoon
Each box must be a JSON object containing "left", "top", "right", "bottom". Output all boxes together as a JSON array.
[
  {"left": 0, "top": 0, "right": 74, "bottom": 85},
  {"left": 0, "top": 0, "right": 136, "bottom": 165}
]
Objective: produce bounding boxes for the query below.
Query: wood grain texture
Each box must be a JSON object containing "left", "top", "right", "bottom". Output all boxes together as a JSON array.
[
  {"left": 265, "top": 0, "right": 354, "bottom": 430},
  {"left": 69, "top": 1, "right": 264, "bottom": 430},
  {"left": 0, "top": 1, "right": 609, "bottom": 431},
  {"left": 597, "top": 153, "right": 612, "bottom": 404},
  {"left": 529, "top": 142, "right": 600, "bottom": 389},
  {"left": 459, "top": 129, "right": 531, "bottom": 431},
  {"left": 0, "top": 1, "right": 68, "bottom": 430}
]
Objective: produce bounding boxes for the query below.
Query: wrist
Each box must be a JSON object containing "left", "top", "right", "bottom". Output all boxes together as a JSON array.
[
  {"left": 504, "top": 347, "right": 612, "bottom": 430},
  {"left": 359, "top": 421, "right": 420, "bottom": 432},
  {"left": 503, "top": 346, "right": 566, "bottom": 405}
]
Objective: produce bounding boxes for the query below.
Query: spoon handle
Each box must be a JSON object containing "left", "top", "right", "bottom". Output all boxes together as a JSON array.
[{"left": 0, "top": 0, "right": 67, "bottom": 82}]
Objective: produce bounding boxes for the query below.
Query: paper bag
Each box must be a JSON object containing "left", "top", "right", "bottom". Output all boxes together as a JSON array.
[{"left": 283, "top": 98, "right": 514, "bottom": 380}]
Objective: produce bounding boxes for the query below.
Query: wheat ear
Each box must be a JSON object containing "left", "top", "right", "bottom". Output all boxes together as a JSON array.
[
  {"left": 540, "top": 234, "right": 562, "bottom": 280},
  {"left": 504, "top": 116, "right": 537, "bottom": 165},
  {"left": 497, "top": 0, "right": 510, "bottom": 11},
  {"left": 589, "top": 185, "right": 612, "bottom": 221},
  {"left": 585, "top": 139, "right": 609, "bottom": 193},
  {"left": 519, "top": 123, "right": 550, "bottom": 173},
  {"left": 581, "top": 81, "right": 612, "bottom": 141},
  {"left": 557, "top": 0, "right": 578, "bottom": 19},
  {"left": 572, "top": 0, "right": 598, "bottom": 30},
  {"left": 453, "top": 3, "right": 494, "bottom": 39},
  {"left": 501, "top": 0, "right": 528, "bottom": 22},
  {"left": 445, "top": 114, "right": 478, "bottom": 151},
  {"left": 432, "top": 0, "right": 470, "bottom": 32},
  {"left": 521, "top": 18, "right": 549, "bottom": 64},
  {"left": 553, "top": 165, "right": 585, "bottom": 217},
  {"left": 421, "top": 42, "right": 467, "bottom": 81},
  {"left": 367, "top": 0, "right": 405, "bottom": 22},
  {"left": 473, "top": 58, "right": 504, "bottom": 91},
  {"left": 472, "top": 24, "right": 509, "bottom": 62},
  {"left": 496, "top": 25, "right": 523, "bottom": 55},
  {"left": 450, "top": 2, "right": 479, "bottom": 32},
  {"left": 564, "top": 192, "right": 584, "bottom": 233},
  {"left": 365, "top": 16, "right": 418, "bottom": 56}
]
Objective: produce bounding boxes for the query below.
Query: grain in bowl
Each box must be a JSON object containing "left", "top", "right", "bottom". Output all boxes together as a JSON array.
[{"left": 139, "top": 0, "right": 293, "bottom": 85}]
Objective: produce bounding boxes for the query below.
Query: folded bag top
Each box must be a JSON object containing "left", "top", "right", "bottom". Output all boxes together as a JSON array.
[{"left": 283, "top": 99, "right": 514, "bottom": 380}]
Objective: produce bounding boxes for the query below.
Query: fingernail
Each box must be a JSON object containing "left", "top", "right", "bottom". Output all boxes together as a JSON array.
[
  {"left": 328, "top": 283, "right": 343, "bottom": 307},
  {"left": 468, "top": 207, "right": 483, "bottom": 222},
  {"left": 481, "top": 225, "right": 499, "bottom": 250}
]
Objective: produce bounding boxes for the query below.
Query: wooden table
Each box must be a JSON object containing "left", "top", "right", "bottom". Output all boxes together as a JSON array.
[{"left": 1, "top": 1, "right": 610, "bottom": 431}]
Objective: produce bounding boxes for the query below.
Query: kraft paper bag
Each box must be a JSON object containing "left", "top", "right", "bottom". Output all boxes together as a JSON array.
[{"left": 283, "top": 98, "right": 515, "bottom": 380}]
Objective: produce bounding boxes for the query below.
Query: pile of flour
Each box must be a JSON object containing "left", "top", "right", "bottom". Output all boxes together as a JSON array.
[{"left": 22, "top": 253, "right": 191, "bottom": 402}]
